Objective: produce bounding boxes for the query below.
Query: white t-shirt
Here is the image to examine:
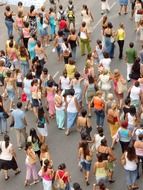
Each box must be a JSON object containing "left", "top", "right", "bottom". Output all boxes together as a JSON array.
[
  {"left": 94, "top": 134, "right": 105, "bottom": 150},
  {"left": 130, "top": 86, "right": 140, "bottom": 100},
  {"left": 0, "top": 141, "right": 13, "bottom": 160},
  {"left": 124, "top": 152, "right": 137, "bottom": 171},
  {"left": 100, "top": 58, "right": 111, "bottom": 71},
  {"left": 60, "top": 76, "right": 70, "bottom": 90},
  {"left": 99, "top": 74, "right": 111, "bottom": 91}
]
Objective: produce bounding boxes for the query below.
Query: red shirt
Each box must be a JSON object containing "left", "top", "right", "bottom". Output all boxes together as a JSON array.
[
  {"left": 59, "top": 20, "right": 68, "bottom": 30},
  {"left": 57, "top": 170, "right": 68, "bottom": 183}
]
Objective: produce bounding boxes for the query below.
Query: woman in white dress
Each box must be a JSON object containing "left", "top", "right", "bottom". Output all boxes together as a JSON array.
[
  {"left": 137, "top": 20, "right": 143, "bottom": 42},
  {"left": 134, "top": 0, "right": 143, "bottom": 30},
  {"left": 81, "top": 5, "right": 94, "bottom": 39}
]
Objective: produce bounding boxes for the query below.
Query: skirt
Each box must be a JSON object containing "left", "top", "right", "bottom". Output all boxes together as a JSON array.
[
  {"left": 37, "top": 123, "right": 48, "bottom": 137},
  {"left": 119, "top": 0, "right": 128, "bottom": 5},
  {"left": 67, "top": 112, "right": 78, "bottom": 129},
  {"left": 43, "top": 178, "right": 52, "bottom": 190},
  {"left": 0, "top": 157, "right": 18, "bottom": 170}
]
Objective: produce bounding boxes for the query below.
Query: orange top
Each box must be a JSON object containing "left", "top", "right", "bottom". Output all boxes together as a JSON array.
[{"left": 93, "top": 97, "right": 104, "bottom": 110}]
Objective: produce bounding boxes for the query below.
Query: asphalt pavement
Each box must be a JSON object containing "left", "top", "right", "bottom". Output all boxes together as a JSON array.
[{"left": 0, "top": 0, "right": 142, "bottom": 190}]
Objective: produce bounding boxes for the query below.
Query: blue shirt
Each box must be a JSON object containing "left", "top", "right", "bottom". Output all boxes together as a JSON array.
[{"left": 12, "top": 109, "right": 25, "bottom": 129}]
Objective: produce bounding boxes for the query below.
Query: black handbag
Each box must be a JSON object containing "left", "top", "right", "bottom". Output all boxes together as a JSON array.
[{"left": 3, "top": 112, "right": 9, "bottom": 119}]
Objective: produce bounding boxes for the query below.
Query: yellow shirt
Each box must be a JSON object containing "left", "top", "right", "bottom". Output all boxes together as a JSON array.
[
  {"left": 117, "top": 28, "right": 125, "bottom": 41},
  {"left": 65, "top": 64, "right": 76, "bottom": 79}
]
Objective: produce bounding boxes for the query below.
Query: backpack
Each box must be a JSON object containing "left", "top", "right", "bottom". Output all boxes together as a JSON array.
[
  {"left": 54, "top": 171, "right": 66, "bottom": 189},
  {"left": 58, "top": 10, "right": 65, "bottom": 21},
  {"left": 67, "top": 9, "right": 75, "bottom": 21}
]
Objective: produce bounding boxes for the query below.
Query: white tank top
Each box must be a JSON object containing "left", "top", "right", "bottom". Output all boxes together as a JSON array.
[
  {"left": 124, "top": 152, "right": 137, "bottom": 171},
  {"left": 67, "top": 96, "right": 78, "bottom": 113}
]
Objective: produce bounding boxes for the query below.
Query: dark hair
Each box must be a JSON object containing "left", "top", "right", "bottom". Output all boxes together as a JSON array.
[
  {"left": 81, "top": 21, "right": 86, "bottom": 27},
  {"left": 68, "top": 58, "right": 75, "bottom": 65},
  {"left": 103, "top": 51, "right": 109, "bottom": 58},
  {"left": 129, "top": 105, "right": 136, "bottom": 116},
  {"left": 129, "top": 42, "right": 134, "bottom": 48},
  {"left": 134, "top": 81, "right": 140, "bottom": 87},
  {"left": 127, "top": 146, "right": 136, "bottom": 161},
  {"left": 107, "top": 22, "right": 113, "bottom": 28},
  {"left": 26, "top": 72, "right": 33, "bottom": 80},
  {"left": 18, "top": 1, "right": 23, "bottom": 6},
  {"left": 37, "top": 40, "right": 41, "bottom": 47},
  {"left": 17, "top": 102, "right": 22, "bottom": 108},
  {"left": 87, "top": 53, "right": 92, "bottom": 60},
  {"left": 124, "top": 98, "right": 131, "bottom": 105},
  {"left": 25, "top": 142, "right": 32, "bottom": 151},
  {"left": 4, "top": 134, "right": 10, "bottom": 148},
  {"left": 73, "top": 183, "right": 82, "bottom": 190},
  {"left": 43, "top": 67, "right": 48, "bottom": 74},
  {"left": 81, "top": 109, "right": 87, "bottom": 117},
  {"left": 101, "top": 138, "right": 107, "bottom": 146},
  {"left": 74, "top": 72, "right": 80, "bottom": 80},
  {"left": 59, "top": 5, "right": 63, "bottom": 10},
  {"left": 79, "top": 141, "right": 90, "bottom": 159},
  {"left": 5, "top": 5, "right": 10, "bottom": 11},
  {"left": 29, "top": 128, "right": 39, "bottom": 144},
  {"left": 138, "top": 134, "right": 143, "bottom": 141},
  {"left": 38, "top": 106, "right": 45, "bottom": 119},
  {"left": 19, "top": 46, "right": 27, "bottom": 57},
  {"left": 31, "top": 78, "right": 38, "bottom": 86},
  {"left": 97, "top": 127, "right": 104, "bottom": 137},
  {"left": 30, "top": 5, "right": 35, "bottom": 13},
  {"left": 43, "top": 159, "right": 50, "bottom": 172},
  {"left": 0, "top": 50, "right": 5, "bottom": 56},
  {"left": 24, "top": 22, "right": 29, "bottom": 28},
  {"left": 58, "top": 163, "right": 66, "bottom": 170}
]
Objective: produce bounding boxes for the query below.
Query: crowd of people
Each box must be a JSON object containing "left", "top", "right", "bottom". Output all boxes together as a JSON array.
[{"left": 0, "top": 0, "right": 143, "bottom": 190}]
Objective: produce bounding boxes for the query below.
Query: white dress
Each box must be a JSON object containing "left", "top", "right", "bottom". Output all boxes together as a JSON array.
[{"left": 135, "top": 3, "right": 143, "bottom": 23}]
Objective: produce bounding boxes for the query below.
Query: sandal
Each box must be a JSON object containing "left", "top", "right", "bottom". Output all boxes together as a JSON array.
[
  {"left": 132, "top": 185, "right": 139, "bottom": 190},
  {"left": 15, "top": 170, "right": 21, "bottom": 175},
  {"left": 5, "top": 176, "right": 9, "bottom": 181}
]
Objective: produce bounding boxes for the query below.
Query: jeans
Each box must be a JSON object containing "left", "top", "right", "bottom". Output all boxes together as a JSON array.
[
  {"left": 94, "top": 109, "right": 105, "bottom": 127},
  {"left": 137, "top": 156, "right": 143, "bottom": 178},
  {"left": 5, "top": 20, "right": 13, "bottom": 38},
  {"left": 125, "top": 169, "right": 137, "bottom": 186},
  {"left": 71, "top": 47, "right": 76, "bottom": 61},
  {"left": 0, "top": 112, "right": 7, "bottom": 133},
  {"left": 117, "top": 40, "right": 124, "bottom": 59}
]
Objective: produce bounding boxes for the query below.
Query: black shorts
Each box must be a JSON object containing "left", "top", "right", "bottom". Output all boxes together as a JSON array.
[{"left": 16, "top": 82, "right": 23, "bottom": 88}]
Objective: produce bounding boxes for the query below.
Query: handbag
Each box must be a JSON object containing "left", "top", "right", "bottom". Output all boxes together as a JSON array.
[
  {"left": 54, "top": 171, "right": 66, "bottom": 190},
  {"left": 117, "top": 80, "right": 127, "bottom": 94},
  {"left": 21, "top": 92, "right": 27, "bottom": 102},
  {"left": 3, "top": 112, "right": 9, "bottom": 119},
  {"left": 107, "top": 114, "right": 115, "bottom": 124}
]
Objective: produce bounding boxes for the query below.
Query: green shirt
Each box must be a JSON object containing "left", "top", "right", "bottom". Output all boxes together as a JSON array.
[{"left": 126, "top": 48, "right": 137, "bottom": 64}]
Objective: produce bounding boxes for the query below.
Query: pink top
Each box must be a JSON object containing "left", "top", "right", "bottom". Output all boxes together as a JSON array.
[
  {"left": 43, "top": 169, "right": 53, "bottom": 181},
  {"left": 23, "top": 28, "right": 30, "bottom": 38},
  {"left": 16, "top": 17, "right": 24, "bottom": 28}
]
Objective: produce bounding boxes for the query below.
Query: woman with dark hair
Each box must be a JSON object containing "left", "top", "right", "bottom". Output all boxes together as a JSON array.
[
  {"left": 130, "top": 57, "right": 141, "bottom": 82},
  {"left": 28, "top": 128, "right": 41, "bottom": 158},
  {"left": 37, "top": 106, "right": 49, "bottom": 143},
  {"left": 62, "top": 38, "right": 72, "bottom": 64},
  {"left": 28, "top": 5, "right": 37, "bottom": 35},
  {"left": 127, "top": 105, "right": 137, "bottom": 132},
  {"left": 23, "top": 72, "right": 33, "bottom": 110},
  {"left": 0, "top": 134, "right": 20, "bottom": 180},
  {"left": 97, "top": 138, "right": 116, "bottom": 183},
  {"left": 28, "top": 34, "right": 37, "bottom": 61},
  {"left": 65, "top": 88, "right": 79, "bottom": 135},
  {"left": 54, "top": 30, "right": 64, "bottom": 61},
  {"left": 70, "top": 72, "right": 83, "bottom": 105},
  {"left": 46, "top": 80, "right": 56, "bottom": 119},
  {"left": 121, "top": 146, "right": 138, "bottom": 190},
  {"left": 39, "top": 159, "right": 54, "bottom": 190},
  {"left": 49, "top": 7, "right": 56, "bottom": 41},
  {"left": 4, "top": 5, "right": 15, "bottom": 38},
  {"left": 19, "top": 46, "right": 29, "bottom": 77},
  {"left": 55, "top": 163, "right": 71, "bottom": 190},
  {"left": 78, "top": 141, "right": 93, "bottom": 185},
  {"left": 68, "top": 29, "right": 78, "bottom": 61}
]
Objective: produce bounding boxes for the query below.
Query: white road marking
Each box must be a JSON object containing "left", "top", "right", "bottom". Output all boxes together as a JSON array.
[
  {"left": 53, "top": 71, "right": 59, "bottom": 79},
  {"left": 93, "top": 1, "right": 117, "bottom": 31}
]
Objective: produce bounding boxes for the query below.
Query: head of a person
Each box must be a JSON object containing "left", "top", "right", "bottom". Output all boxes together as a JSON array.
[
  {"left": 41, "top": 5, "right": 45, "bottom": 12},
  {"left": 127, "top": 146, "right": 136, "bottom": 161},
  {"left": 101, "top": 138, "right": 107, "bottom": 146},
  {"left": 97, "top": 127, "right": 104, "bottom": 137},
  {"left": 42, "top": 68, "right": 48, "bottom": 75},
  {"left": 43, "top": 159, "right": 50, "bottom": 171},
  {"left": 26, "top": 72, "right": 33, "bottom": 80},
  {"left": 88, "top": 75, "right": 94, "bottom": 84},
  {"left": 119, "top": 23, "right": 124, "bottom": 29},
  {"left": 4, "top": 134, "right": 10, "bottom": 148},
  {"left": 134, "top": 81, "right": 140, "bottom": 87},
  {"left": 87, "top": 53, "right": 92, "bottom": 60},
  {"left": 58, "top": 163, "right": 66, "bottom": 170},
  {"left": 31, "top": 78, "right": 38, "bottom": 86},
  {"left": 73, "top": 183, "right": 82, "bottom": 190},
  {"left": 107, "top": 22, "right": 113, "bottom": 28},
  {"left": 124, "top": 98, "right": 131, "bottom": 106},
  {"left": 5, "top": 5, "right": 10, "bottom": 11},
  {"left": 113, "top": 69, "right": 120, "bottom": 79},
  {"left": 81, "top": 108, "right": 87, "bottom": 117},
  {"left": 129, "top": 105, "right": 136, "bottom": 116},
  {"left": 98, "top": 181, "right": 107, "bottom": 190},
  {"left": 69, "top": 0, "right": 73, "bottom": 5},
  {"left": 47, "top": 80, "right": 54, "bottom": 88},
  {"left": 129, "top": 42, "right": 134, "bottom": 48},
  {"left": 68, "top": 58, "right": 75, "bottom": 65},
  {"left": 6, "top": 71, "right": 11, "bottom": 78},
  {"left": 63, "top": 70, "right": 67, "bottom": 78},
  {"left": 81, "top": 21, "right": 86, "bottom": 28},
  {"left": 59, "top": 4, "right": 63, "bottom": 10},
  {"left": 134, "top": 57, "right": 140, "bottom": 65},
  {"left": 96, "top": 90, "right": 103, "bottom": 98},
  {"left": 0, "top": 50, "right": 5, "bottom": 56},
  {"left": 29, "top": 128, "right": 38, "bottom": 140},
  {"left": 30, "top": 5, "right": 35, "bottom": 13},
  {"left": 41, "top": 143, "right": 49, "bottom": 153},
  {"left": 74, "top": 72, "right": 80, "bottom": 80},
  {"left": 138, "top": 134, "right": 143, "bottom": 141},
  {"left": 24, "top": 21, "right": 29, "bottom": 28},
  {"left": 37, "top": 40, "right": 41, "bottom": 48},
  {"left": 121, "top": 121, "right": 128, "bottom": 129},
  {"left": 71, "top": 28, "right": 76, "bottom": 35},
  {"left": 96, "top": 39, "right": 102, "bottom": 47},
  {"left": 9, "top": 41, "right": 14, "bottom": 48},
  {"left": 103, "top": 51, "right": 109, "bottom": 58},
  {"left": 18, "top": 1, "right": 23, "bottom": 7},
  {"left": 58, "top": 30, "right": 63, "bottom": 37},
  {"left": 111, "top": 102, "right": 118, "bottom": 110},
  {"left": 49, "top": 7, "right": 54, "bottom": 13},
  {"left": 107, "top": 93, "right": 113, "bottom": 101},
  {"left": 25, "top": 142, "right": 32, "bottom": 151},
  {"left": 17, "top": 102, "right": 22, "bottom": 109}
]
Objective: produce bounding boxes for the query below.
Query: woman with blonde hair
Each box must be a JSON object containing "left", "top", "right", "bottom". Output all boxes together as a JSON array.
[
  {"left": 116, "top": 23, "right": 125, "bottom": 59},
  {"left": 40, "top": 144, "right": 52, "bottom": 166}
]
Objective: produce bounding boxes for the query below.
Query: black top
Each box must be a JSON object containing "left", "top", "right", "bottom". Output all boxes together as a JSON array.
[{"left": 68, "top": 39, "right": 77, "bottom": 49}]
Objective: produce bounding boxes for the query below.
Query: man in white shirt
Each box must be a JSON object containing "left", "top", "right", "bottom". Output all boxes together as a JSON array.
[{"left": 130, "top": 81, "right": 141, "bottom": 111}]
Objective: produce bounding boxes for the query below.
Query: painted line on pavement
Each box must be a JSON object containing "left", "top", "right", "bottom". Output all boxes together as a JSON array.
[
  {"left": 53, "top": 71, "right": 59, "bottom": 79},
  {"left": 93, "top": 1, "right": 117, "bottom": 31}
]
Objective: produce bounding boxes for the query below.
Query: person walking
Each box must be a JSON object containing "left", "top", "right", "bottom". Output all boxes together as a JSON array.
[
  {"left": 11, "top": 102, "right": 27, "bottom": 150},
  {"left": 125, "top": 42, "right": 137, "bottom": 82},
  {"left": 116, "top": 23, "right": 126, "bottom": 59},
  {"left": 0, "top": 134, "right": 21, "bottom": 180}
]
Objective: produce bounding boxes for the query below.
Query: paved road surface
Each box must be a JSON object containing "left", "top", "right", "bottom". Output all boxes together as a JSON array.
[{"left": 0, "top": 0, "right": 142, "bottom": 190}]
